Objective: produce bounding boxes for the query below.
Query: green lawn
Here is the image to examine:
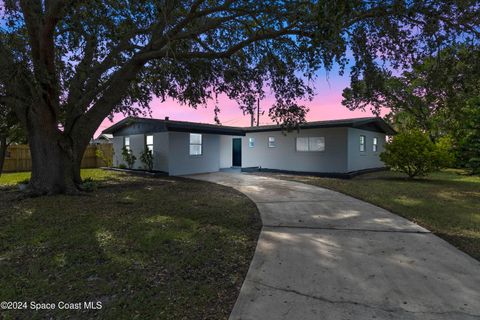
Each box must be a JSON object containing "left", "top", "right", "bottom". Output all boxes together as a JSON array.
[
  {"left": 0, "top": 168, "right": 118, "bottom": 185},
  {"left": 0, "top": 169, "right": 261, "bottom": 319},
  {"left": 257, "top": 169, "right": 480, "bottom": 261}
]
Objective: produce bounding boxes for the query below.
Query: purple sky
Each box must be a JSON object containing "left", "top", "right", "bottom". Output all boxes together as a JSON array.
[{"left": 97, "top": 67, "right": 382, "bottom": 137}]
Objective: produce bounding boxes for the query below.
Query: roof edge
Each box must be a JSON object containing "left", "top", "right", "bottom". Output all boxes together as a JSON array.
[{"left": 102, "top": 116, "right": 396, "bottom": 136}]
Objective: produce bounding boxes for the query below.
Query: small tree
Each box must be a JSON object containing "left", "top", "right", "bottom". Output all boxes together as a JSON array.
[
  {"left": 380, "top": 130, "right": 452, "bottom": 178},
  {"left": 140, "top": 148, "right": 154, "bottom": 171},
  {"left": 95, "top": 148, "right": 113, "bottom": 167},
  {"left": 121, "top": 146, "right": 136, "bottom": 169}
]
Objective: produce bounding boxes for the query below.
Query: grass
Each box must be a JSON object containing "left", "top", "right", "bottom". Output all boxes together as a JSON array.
[
  {"left": 0, "top": 168, "right": 118, "bottom": 186},
  {"left": 257, "top": 169, "right": 480, "bottom": 261},
  {"left": 0, "top": 169, "right": 261, "bottom": 319}
]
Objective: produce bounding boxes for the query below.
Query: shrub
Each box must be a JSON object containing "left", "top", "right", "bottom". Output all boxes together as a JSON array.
[
  {"left": 435, "top": 136, "right": 455, "bottom": 167},
  {"left": 118, "top": 163, "right": 127, "bottom": 169},
  {"left": 95, "top": 148, "right": 113, "bottom": 167},
  {"left": 140, "top": 147, "right": 154, "bottom": 171},
  {"left": 121, "top": 146, "right": 136, "bottom": 169},
  {"left": 380, "top": 130, "right": 453, "bottom": 178},
  {"left": 81, "top": 177, "right": 98, "bottom": 192}
]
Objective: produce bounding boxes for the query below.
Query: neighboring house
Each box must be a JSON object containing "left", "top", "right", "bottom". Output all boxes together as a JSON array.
[
  {"left": 91, "top": 133, "right": 114, "bottom": 145},
  {"left": 102, "top": 116, "right": 395, "bottom": 176}
]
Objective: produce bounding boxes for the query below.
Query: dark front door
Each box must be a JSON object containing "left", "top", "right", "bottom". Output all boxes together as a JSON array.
[{"left": 232, "top": 138, "right": 242, "bottom": 167}]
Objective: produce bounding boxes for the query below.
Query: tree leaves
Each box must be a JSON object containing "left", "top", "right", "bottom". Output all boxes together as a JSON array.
[{"left": 3, "top": 0, "right": 478, "bottom": 130}]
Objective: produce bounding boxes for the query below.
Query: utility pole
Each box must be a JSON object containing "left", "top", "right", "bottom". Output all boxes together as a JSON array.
[
  {"left": 250, "top": 110, "right": 255, "bottom": 127},
  {"left": 256, "top": 98, "right": 260, "bottom": 126}
]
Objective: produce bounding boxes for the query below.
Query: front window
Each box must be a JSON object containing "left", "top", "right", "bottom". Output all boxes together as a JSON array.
[
  {"left": 124, "top": 136, "right": 131, "bottom": 151},
  {"left": 373, "top": 137, "right": 378, "bottom": 152},
  {"left": 268, "top": 137, "right": 276, "bottom": 148},
  {"left": 249, "top": 137, "right": 255, "bottom": 148},
  {"left": 296, "top": 137, "right": 325, "bottom": 152},
  {"left": 189, "top": 133, "right": 202, "bottom": 155},
  {"left": 308, "top": 137, "right": 325, "bottom": 151},
  {"left": 146, "top": 135, "right": 154, "bottom": 152},
  {"left": 360, "top": 135, "right": 366, "bottom": 152}
]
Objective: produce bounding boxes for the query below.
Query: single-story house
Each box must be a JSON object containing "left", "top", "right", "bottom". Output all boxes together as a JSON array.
[{"left": 102, "top": 116, "right": 395, "bottom": 176}]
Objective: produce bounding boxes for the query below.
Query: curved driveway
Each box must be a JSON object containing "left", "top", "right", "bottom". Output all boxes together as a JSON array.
[{"left": 189, "top": 172, "right": 480, "bottom": 320}]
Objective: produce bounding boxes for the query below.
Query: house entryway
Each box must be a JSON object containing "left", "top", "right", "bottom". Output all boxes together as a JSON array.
[{"left": 232, "top": 138, "right": 242, "bottom": 167}]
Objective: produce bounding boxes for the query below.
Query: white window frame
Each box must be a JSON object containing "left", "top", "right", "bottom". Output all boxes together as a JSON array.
[
  {"left": 248, "top": 137, "right": 255, "bottom": 148},
  {"left": 124, "top": 136, "right": 131, "bottom": 151},
  {"left": 189, "top": 133, "right": 203, "bottom": 156},
  {"left": 360, "top": 135, "right": 366, "bottom": 152},
  {"left": 268, "top": 136, "right": 276, "bottom": 148},
  {"left": 296, "top": 137, "right": 325, "bottom": 152},
  {"left": 146, "top": 135, "right": 154, "bottom": 152},
  {"left": 373, "top": 137, "right": 378, "bottom": 152}
]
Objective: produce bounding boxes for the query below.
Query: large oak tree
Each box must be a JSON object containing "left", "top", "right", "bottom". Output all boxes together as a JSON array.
[{"left": 0, "top": 0, "right": 478, "bottom": 194}]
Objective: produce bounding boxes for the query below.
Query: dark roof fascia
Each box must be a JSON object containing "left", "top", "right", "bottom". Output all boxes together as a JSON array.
[
  {"left": 166, "top": 124, "right": 245, "bottom": 136},
  {"left": 244, "top": 118, "right": 396, "bottom": 135},
  {"left": 102, "top": 117, "right": 145, "bottom": 134},
  {"left": 103, "top": 116, "right": 395, "bottom": 136},
  {"left": 103, "top": 117, "right": 245, "bottom": 136},
  {"left": 351, "top": 119, "right": 396, "bottom": 135}
]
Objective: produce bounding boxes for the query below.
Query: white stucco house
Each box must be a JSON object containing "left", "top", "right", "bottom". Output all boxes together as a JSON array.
[{"left": 102, "top": 116, "right": 395, "bottom": 177}]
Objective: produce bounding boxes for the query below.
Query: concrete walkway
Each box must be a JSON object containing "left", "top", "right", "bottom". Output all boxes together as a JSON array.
[{"left": 189, "top": 172, "right": 480, "bottom": 320}]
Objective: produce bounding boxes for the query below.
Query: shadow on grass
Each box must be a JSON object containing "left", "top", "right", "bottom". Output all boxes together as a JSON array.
[{"left": 0, "top": 176, "right": 261, "bottom": 320}]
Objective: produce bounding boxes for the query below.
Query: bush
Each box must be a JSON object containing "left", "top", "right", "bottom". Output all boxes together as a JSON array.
[
  {"left": 118, "top": 163, "right": 127, "bottom": 169},
  {"left": 140, "top": 147, "right": 154, "bottom": 171},
  {"left": 380, "top": 130, "right": 453, "bottom": 178},
  {"left": 81, "top": 177, "right": 98, "bottom": 192},
  {"left": 95, "top": 149, "right": 113, "bottom": 167},
  {"left": 121, "top": 146, "right": 136, "bottom": 169}
]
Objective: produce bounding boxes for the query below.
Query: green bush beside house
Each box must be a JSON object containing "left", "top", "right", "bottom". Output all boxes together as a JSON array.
[{"left": 380, "top": 130, "right": 453, "bottom": 178}]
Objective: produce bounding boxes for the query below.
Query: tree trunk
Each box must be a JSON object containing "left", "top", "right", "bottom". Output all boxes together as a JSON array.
[
  {"left": 0, "top": 136, "right": 8, "bottom": 178},
  {"left": 27, "top": 130, "right": 90, "bottom": 195},
  {"left": 24, "top": 103, "right": 90, "bottom": 195},
  {"left": 28, "top": 131, "right": 75, "bottom": 195}
]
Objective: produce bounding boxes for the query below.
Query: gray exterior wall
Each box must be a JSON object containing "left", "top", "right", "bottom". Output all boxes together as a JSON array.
[
  {"left": 112, "top": 132, "right": 169, "bottom": 171},
  {"left": 111, "top": 123, "right": 388, "bottom": 175},
  {"left": 242, "top": 127, "right": 349, "bottom": 173},
  {"left": 153, "top": 132, "right": 169, "bottom": 172},
  {"left": 112, "top": 134, "right": 144, "bottom": 169},
  {"left": 167, "top": 132, "right": 220, "bottom": 175},
  {"left": 112, "top": 136, "right": 123, "bottom": 167},
  {"left": 129, "top": 134, "right": 146, "bottom": 169},
  {"left": 347, "top": 128, "right": 386, "bottom": 172},
  {"left": 112, "top": 131, "right": 222, "bottom": 175}
]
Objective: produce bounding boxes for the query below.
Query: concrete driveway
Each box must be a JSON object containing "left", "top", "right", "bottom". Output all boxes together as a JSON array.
[{"left": 189, "top": 172, "right": 480, "bottom": 320}]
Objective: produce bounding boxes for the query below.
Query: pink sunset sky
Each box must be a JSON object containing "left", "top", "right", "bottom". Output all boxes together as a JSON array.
[{"left": 97, "top": 69, "right": 382, "bottom": 137}]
